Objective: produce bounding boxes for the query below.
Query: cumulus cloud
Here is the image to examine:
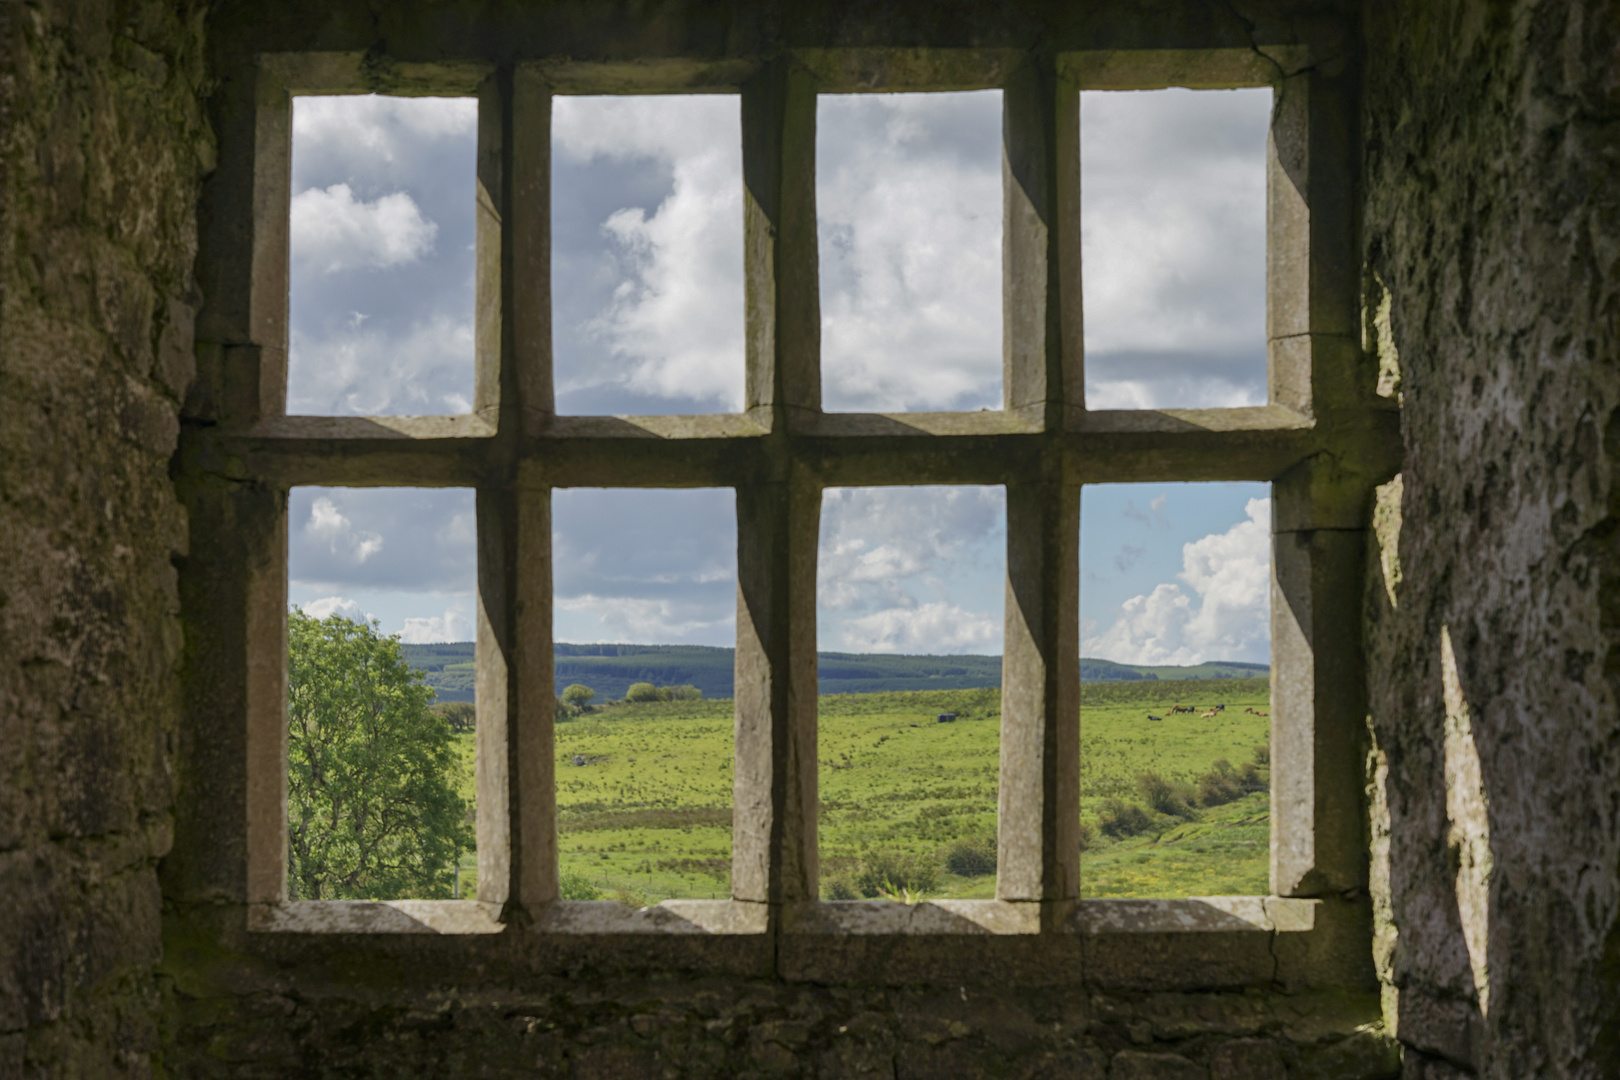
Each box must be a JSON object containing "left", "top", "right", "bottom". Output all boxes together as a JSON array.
[
  {"left": 551, "top": 97, "right": 744, "bottom": 411},
  {"left": 1081, "top": 88, "right": 1270, "bottom": 409},
  {"left": 551, "top": 488, "right": 737, "bottom": 645},
  {"left": 287, "top": 314, "right": 474, "bottom": 415},
  {"left": 839, "top": 601, "right": 1000, "bottom": 654},
  {"left": 289, "top": 487, "right": 476, "bottom": 594},
  {"left": 291, "top": 184, "right": 438, "bottom": 275},
  {"left": 289, "top": 95, "right": 476, "bottom": 416},
  {"left": 1082, "top": 497, "right": 1270, "bottom": 665},
  {"left": 305, "top": 496, "right": 383, "bottom": 564},
  {"left": 817, "top": 92, "right": 1003, "bottom": 412},
  {"left": 299, "top": 596, "right": 369, "bottom": 622},
  {"left": 818, "top": 486, "right": 1004, "bottom": 653},
  {"left": 293, "top": 95, "right": 477, "bottom": 164},
  {"left": 554, "top": 594, "right": 734, "bottom": 644},
  {"left": 398, "top": 606, "right": 473, "bottom": 644}
]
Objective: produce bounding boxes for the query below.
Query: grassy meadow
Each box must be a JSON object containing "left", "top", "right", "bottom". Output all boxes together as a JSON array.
[{"left": 445, "top": 677, "right": 1272, "bottom": 904}]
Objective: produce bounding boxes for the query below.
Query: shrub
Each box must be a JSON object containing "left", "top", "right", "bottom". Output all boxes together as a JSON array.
[
  {"left": 1196, "top": 759, "right": 1246, "bottom": 807},
  {"left": 662, "top": 684, "right": 702, "bottom": 701},
  {"left": 561, "top": 684, "right": 596, "bottom": 708},
  {"left": 1077, "top": 819, "right": 1095, "bottom": 852},
  {"left": 942, "top": 836, "right": 997, "bottom": 877},
  {"left": 855, "top": 850, "right": 939, "bottom": 898},
  {"left": 1098, "top": 798, "right": 1154, "bottom": 839},
  {"left": 1135, "top": 771, "right": 1199, "bottom": 820},
  {"left": 625, "top": 682, "right": 660, "bottom": 702},
  {"left": 558, "top": 869, "right": 602, "bottom": 900},
  {"left": 822, "top": 874, "right": 860, "bottom": 900},
  {"left": 1196, "top": 749, "right": 1270, "bottom": 807}
]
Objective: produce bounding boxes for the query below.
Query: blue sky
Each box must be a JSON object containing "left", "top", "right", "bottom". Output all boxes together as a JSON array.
[{"left": 284, "top": 87, "right": 1272, "bottom": 664}]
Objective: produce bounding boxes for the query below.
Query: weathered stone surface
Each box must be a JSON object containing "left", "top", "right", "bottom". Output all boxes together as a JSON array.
[
  {"left": 1209, "top": 1038, "right": 1285, "bottom": 1080},
  {"left": 1, "top": 0, "right": 208, "bottom": 1075},
  {"left": 1361, "top": 0, "right": 1620, "bottom": 1077},
  {"left": 1110, "top": 1049, "right": 1207, "bottom": 1080}
]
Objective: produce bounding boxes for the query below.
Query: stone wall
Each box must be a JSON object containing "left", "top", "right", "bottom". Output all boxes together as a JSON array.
[
  {"left": 0, "top": 0, "right": 209, "bottom": 1074},
  {"left": 1361, "top": 0, "right": 1620, "bottom": 1077},
  {"left": 4, "top": 0, "right": 1618, "bottom": 1076}
]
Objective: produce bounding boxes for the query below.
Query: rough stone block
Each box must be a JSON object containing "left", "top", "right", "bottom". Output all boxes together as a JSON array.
[
  {"left": 1208, "top": 1038, "right": 1285, "bottom": 1080},
  {"left": 1110, "top": 1050, "right": 1208, "bottom": 1080}
]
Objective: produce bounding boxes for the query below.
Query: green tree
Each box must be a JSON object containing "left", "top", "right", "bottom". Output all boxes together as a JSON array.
[
  {"left": 287, "top": 610, "right": 472, "bottom": 900},
  {"left": 625, "top": 681, "right": 660, "bottom": 702},
  {"left": 433, "top": 700, "right": 476, "bottom": 732},
  {"left": 561, "top": 683, "right": 595, "bottom": 709}
]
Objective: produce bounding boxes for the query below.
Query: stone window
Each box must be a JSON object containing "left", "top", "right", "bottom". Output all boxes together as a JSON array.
[{"left": 182, "top": 28, "right": 1390, "bottom": 985}]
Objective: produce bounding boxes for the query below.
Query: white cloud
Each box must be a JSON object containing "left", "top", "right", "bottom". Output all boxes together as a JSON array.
[
  {"left": 288, "top": 314, "right": 473, "bottom": 415},
  {"left": 839, "top": 601, "right": 999, "bottom": 654},
  {"left": 299, "top": 596, "right": 369, "bottom": 622},
  {"left": 555, "top": 594, "right": 735, "bottom": 644},
  {"left": 293, "top": 95, "right": 477, "bottom": 163},
  {"left": 1081, "top": 88, "right": 1270, "bottom": 409},
  {"left": 305, "top": 497, "right": 383, "bottom": 564},
  {"left": 1082, "top": 496, "right": 1270, "bottom": 664},
  {"left": 291, "top": 183, "right": 438, "bottom": 275},
  {"left": 552, "top": 97, "right": 744, "bottom": 409},
  {"left": 398, "top": 607, "right": 473, "bottom": 644},
  {"left": 288, "top": 488, "right": 476, "bottom": 594},
  {"left": 817, "top": 93, "right": 1002, "bottom": 412},
  {"left": 818, "top": 486, "right": 1004, "bottom": 653}
]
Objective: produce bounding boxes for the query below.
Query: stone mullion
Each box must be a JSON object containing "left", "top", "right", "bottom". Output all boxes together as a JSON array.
[
  {"left": 732, "top": 469, "right": 821, "bottom": 907},
  {"left": 1003, "top": 56, "right": 1080, "bottom": 423},
  {"left": 998, "top": 461, "right": 1081, "bottom": 909},
  {"left": 731, "top": 57, "right": 821, "bottom": 913},
  {"left": 473, "top": 68, "right": 556, "bottom": 912},
  {"left": 742, "top": 59, "right": 820, "bottom": 420},
  {"left": 998, "top": 56, "right": 1081, "bottom": 913},
  {"left": 1269, "top": 464, "right": 1373, "bottom": 899}
]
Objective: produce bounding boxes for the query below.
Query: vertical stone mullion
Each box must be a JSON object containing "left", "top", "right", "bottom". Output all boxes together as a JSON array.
[
  {"left": 475, "top": 68, "right": 556, "bottom": 912},
  {"left": 1003, "top": 57, "right": 1081, "bottom": 423},
  {"left": 733, "top": 470, "right": 820, "bottom": 907},
  {"left": 510, "top": 65, "right": 554, "bottom": 431},
  {"left": 476, "top": 484, "right": 557, "bottom": 911},
  {"left": 742, "top": 59, "right": 820, "bottom": 419},
  {"left": 999, "top": 465, "right": 1080, "bottom": 906},
  {"left": 999, "top": 54, "right": 1081, "bottom": 911},
  {"left": 1270, "top": 462, "right": 1370, "bottom": 898},
  {"left": 1268, "top": 67, "right": 1365, "bottom": 415}
]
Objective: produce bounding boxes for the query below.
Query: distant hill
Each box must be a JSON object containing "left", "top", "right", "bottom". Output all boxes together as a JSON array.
[{"left": 399, "top": 641, "right": 1267, "bottom": 703}]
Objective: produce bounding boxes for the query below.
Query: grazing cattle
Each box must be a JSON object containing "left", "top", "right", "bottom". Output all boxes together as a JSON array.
[
  {"left": 1200, "top": 709, "right": 1219, "bottom": 718},
  {"left": 1147, "top": 714, "right": 1163, "bottom": 722},
  {"left": 1255, "top": 710, "right": 1268, "bottom": 718},
  {"left": 1244, "top": 707, "right": 1256, "bottom": 715},
  {"left": 937, "top": 713, "right": 957, "bottom": 723},
  {"left": 1170, "top": 705, "right": 1194, "bottom": 715}
]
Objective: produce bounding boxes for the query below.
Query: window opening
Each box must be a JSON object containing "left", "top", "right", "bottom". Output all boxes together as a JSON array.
[
  {"left": 286, "top": 486, "right": 477, "bottom": 900},
  {"left": 1080, "top": 88, "right": 1270, "bottom": 410},
  {"left": 551, "top": 488, "right": 738, "bottom": 903},
  {"left": 288, "top": 95, "right": 477, "bottom": 416},
  {"left": 816, "top": 485, "right": 1005, "bottom": 901},
  {"left": 817, "top": 91, "right": 1003, "bottom": 413},
  {"left": 1078, "top": 481, "right": 1272, "bottom": 897},
  {"left": 551, "top": 96, "right": 744, "bottom": 415}
]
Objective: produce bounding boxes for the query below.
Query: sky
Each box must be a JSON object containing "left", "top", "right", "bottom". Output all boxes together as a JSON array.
[{"left": 284, "top": 87, "right": 1272, "bottom": 664}]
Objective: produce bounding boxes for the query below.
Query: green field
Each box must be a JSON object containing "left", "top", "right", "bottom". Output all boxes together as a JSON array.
[{"left": 446, "top": 678, "right": 1271, "bottom": 903}]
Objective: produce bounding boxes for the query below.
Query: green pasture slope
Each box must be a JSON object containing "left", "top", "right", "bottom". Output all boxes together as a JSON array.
[{"left": 446, "top": 678, "right": 1270, "bottom": 904}]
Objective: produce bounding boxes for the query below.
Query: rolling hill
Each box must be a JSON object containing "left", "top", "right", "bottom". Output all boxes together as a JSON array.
[{"left": 399, "top": 641, "right": 1268, "bottom": 703}]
